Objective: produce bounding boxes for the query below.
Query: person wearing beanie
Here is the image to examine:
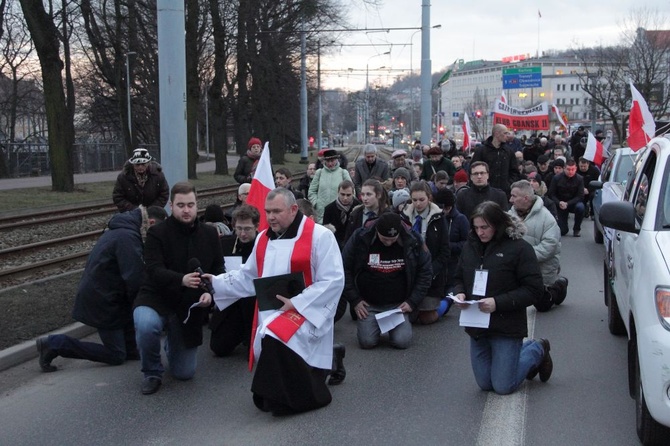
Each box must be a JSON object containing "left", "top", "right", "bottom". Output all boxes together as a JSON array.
[
  {"left": 391, "top": 188, "right": 410, "bottom": 212},
  {"left": 342, "top": 212, "right": 432, "bottom": 349},
  {"left": 113, "top": 148, "right": 170, "bottom": 212},
  {"left": 527, "top": 172, "right": 558, "bottom": 218},
  {"left": 388, "top": 167, "right": 411, "bottom": 206},
  {"left": 234, "top": 137, "right": 263, "bottom": 184},
  {"left": 452, "top": 169, "right": 470, "bottom": 196},
  {"left": 543, "top": 158, "right": 565, "bottom": 190}
]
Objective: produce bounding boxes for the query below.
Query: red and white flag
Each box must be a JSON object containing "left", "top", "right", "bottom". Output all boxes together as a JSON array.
[
  {"left": 584, "top": 131, "right": 604, "bottom": 167},
  {"left": 500, "top": 91, "right": 507, "bottom": 104},
  {"left": 552, "top": 103, "right": 568, "bottom": 129},
  {"left": 462, "top": 113, "right": 472, "bottom": 151},
  {"left": 628, "top": 82, "right": 656, "bottom": 151},
  {"left": 246, "top": 142, "right": 273, "bottom": 231}
]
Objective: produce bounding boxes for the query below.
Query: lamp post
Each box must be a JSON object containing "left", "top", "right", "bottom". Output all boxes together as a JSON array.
[
  {"left": 410, "top": 24, "right": 440, "bottom": 139},
  {"left": 125, "top": 51, "right": 136, "bottom": 148},
  {"left": 365, "top": 51, "right": 390, "bottom": 144}
]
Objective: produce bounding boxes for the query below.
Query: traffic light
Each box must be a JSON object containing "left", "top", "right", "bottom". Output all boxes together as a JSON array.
[
  {"left": 438, "top": 126, "right": 445, "bottom": 135},
  {"left": 475, "top": 110, "right": 482, "bottom": 118}
]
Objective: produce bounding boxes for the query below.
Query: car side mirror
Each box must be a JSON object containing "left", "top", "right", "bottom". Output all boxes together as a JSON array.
[{"left": 599, "top": 201, "right": 639, "bottom": 234}]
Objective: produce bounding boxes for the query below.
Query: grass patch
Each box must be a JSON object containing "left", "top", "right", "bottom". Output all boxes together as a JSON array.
[{"left": 0, "top": 152, "right": 314, "bottom": 213}]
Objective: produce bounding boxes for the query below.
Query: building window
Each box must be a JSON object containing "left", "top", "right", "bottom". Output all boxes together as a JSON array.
[
  {"left": 570, "top": 84, "right": 575, "bottom": 91},
  {"left": 575, "top": 99, "right": 579, "bottom": 105}
]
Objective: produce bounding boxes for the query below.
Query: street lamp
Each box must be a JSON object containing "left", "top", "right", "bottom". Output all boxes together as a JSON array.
[
  {"left": 125, "top": 51, "right": 136, "bottom": 148},
  {"left": 366, "top": 51, "right": 390, "bottom": 144}
]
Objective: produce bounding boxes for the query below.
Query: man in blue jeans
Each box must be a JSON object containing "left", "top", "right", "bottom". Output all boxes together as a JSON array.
[
  {"left": 133, "top": 182, "right": 224, "bottom": 395},
  {"left": 36, "top": 206, "right": 166, "bottom": 372}
]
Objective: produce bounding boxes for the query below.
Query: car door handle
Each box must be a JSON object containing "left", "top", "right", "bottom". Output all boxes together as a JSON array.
[
  {"left": 627, "top": 255, "right": 634, "bottom": 269},
  {"left": 616, "top": 233, "right": 621, "bottom": 241}
]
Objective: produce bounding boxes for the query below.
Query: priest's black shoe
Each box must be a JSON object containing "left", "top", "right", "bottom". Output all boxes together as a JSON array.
[
  {"left": 141, "top": 376, "right": 162, "bottom": 395},
  {"left": 328, "top": 343, "right": 346, "bottom": 385},
  {"left": 36, "top": 337, "right": 58, "bottom": 373},
  {"left": 538, "top": 339, "right": 553, "bottom": 382}
]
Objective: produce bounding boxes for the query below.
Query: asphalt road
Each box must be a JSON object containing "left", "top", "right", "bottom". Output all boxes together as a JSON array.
[{"left": 0, "top": 219, "right": 641, "bottom": 445}]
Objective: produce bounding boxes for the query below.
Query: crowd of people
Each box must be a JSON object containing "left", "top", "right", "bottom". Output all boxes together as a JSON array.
[{"left": 37, "top": 126, "right": 604, "bottom": 414}]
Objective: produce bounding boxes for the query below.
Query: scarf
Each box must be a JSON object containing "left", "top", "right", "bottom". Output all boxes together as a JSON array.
[{"left": 335, "top": 198, "right": 353, "bottom": 224}]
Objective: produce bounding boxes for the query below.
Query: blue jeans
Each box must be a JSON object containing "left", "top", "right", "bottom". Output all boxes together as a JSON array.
[
  {"left": 48, "top": 327, "right": 128, "bottom": 365},
  {"left": 470, "top": 336, "right": 544, "bottom": 395},
  {"left": 357, "top": 304, "right": 412, "bottom": 349},
  {"left": 133, "top": 306, "right": 198, "bottom": 380},
  {"left": 557, "top": 202, "right": 585, "bottom": 235}
]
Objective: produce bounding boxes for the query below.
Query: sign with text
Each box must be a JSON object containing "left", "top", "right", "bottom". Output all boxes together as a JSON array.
[
  {"left": 492, "top": 100, "right": 550, "bottom": 131},
  {"left": 502, "top": 66, "right": 542, "bottom": 89}
]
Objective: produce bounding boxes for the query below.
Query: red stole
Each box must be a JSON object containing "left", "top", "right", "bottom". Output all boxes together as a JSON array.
[{"left": 248, "top": 217, "right": 315, "bottom": 370}]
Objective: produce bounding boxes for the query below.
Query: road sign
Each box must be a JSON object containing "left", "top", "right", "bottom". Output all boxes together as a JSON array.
[
  {"left": 502, "top": 66, "right": 542, "bottom": 89},
  {"left": 452, "top": 112, "right": 459, "bottom": 117}
]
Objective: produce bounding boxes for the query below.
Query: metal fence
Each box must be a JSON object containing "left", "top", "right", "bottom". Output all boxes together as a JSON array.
[{"left": 0, "top": 143, "right": 159, "bottom": 177}]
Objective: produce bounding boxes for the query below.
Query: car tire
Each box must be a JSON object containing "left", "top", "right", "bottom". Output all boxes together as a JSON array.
[
  {"left": 605, "top": 263, "right": 626, "bottom": 335},
  {"left": 594, "top": 220, "right": 603, "bottom": 244},
  {"left": 633, "top": 341, "right": 670, "bottom": 445}
]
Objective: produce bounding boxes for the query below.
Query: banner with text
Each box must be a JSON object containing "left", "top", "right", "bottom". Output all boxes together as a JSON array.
[{"left": 492, "top": 100, "right": 550, "bottom": 131}]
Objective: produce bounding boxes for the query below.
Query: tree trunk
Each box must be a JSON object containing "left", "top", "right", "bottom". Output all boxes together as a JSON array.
[{"left": 19, "top": 0, "right": 75, "bottom": 192}]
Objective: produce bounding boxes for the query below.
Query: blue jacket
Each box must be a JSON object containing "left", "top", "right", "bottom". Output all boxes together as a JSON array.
[{"left": 72, "top": 209, "right": 144, "bottom": 329}]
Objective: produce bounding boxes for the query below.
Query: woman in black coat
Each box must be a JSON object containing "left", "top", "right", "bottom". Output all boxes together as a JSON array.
[{"left": 453, "top": 201, "right": 553, "bottom": 395}]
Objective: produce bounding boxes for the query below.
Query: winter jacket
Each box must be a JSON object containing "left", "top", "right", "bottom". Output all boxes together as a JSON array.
[
  {"left": 455, "top": 184, "right": 509, "bottom": 219},
  {"left": 548, "top": 172, "right": 584, "bottom": 206},
  {"left": 112, "top": 161, "right": 169, "bottom": 212},
  {"left": 471, "top": 137, "right": 520, "bottom": 195},
  {"left": 134, "top": 216, "right": 224, "bottom": 348},
  {"left": 72, "top": 209, "right": 144, "bottom": 329},
  {"left": 342, "top": 223, "right": 432, "bottom": 310},
  {"left": 443, "top": 206, "right": 470, "bottom": 290},
  {"left": 234, "top": 155, "right": 258, "bottom": 184},
  {"left": 353, "top": 158, "right": 390, "bottom": 190},
  {"left": 322, "top": 197, "right": 361, "bottom": 250},
  {"left": 402, "top": 202, "right": 450, "bottom": 297},
  {"left": 508, "top": 196, "right": 561, "bottom": 285},
  {"left": 308, "top": 165, "right": 351, "bottom": 223},
  {"left": 421, "top": 157, "right": 456, "bottom": 181},
  {"left": 453, "top": 219, "right": 543, "bottom": 339},
  {"left": 343, "top": 205, "right": 391, "bottom": 244}
]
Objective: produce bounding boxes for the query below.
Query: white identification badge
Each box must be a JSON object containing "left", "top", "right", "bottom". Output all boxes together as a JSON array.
[
  {"left": 472, "top": 269, "right": 488, "bottom": 297},
  {"left": 369, "top": 254, "right": 380, "bottom": 265}
]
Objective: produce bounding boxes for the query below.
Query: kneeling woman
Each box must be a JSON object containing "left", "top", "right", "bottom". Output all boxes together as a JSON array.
[{"left": 453, "top": 201, "right": 553, "bottom": 395}]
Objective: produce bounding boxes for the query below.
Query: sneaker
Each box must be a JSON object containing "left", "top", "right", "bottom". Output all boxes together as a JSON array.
[
  {"left": 553, "top": 276, "right": 569, "bottom": 305},
  {"left": 538, "top": 339, "right": 553, "bottom": 383},
  {"left": 573, "top": 230, "right": 581, "bottom": 237},
  {"left": 36, "top": 337, "right": 58, "bottom": 373}
]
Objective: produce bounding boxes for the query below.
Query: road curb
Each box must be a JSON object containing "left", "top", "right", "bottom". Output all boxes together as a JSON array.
[{"left": 0, "top": 323, "right": 96, "bottom": 372}]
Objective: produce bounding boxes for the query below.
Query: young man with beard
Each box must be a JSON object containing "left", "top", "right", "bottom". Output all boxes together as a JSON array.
[
  {"left": 322, "top": 180, "right": 360, "bottom": 250},
  {"left": 133, "top": 182, "right": 224, "bottom": 395}
]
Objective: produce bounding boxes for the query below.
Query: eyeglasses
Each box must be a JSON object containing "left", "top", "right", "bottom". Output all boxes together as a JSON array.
[
  {"left": 234, "top": 226, "right": 256, "bottom": 233},
  {"left": 471, "top": 171, "right": 488, "bottom": 176}
]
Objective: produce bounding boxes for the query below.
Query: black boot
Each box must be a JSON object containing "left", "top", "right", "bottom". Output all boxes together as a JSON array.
[
  {"left": 36, "top": 337, "right": 58, "bottom": 372},
  {"left": 328, "top": 343, "right": 346, "bottom": 385}
]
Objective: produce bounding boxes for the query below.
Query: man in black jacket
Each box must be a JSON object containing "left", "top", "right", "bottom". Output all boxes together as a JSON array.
[
  {"left": 548, "top": 160, "right": 585, "bottom": 237},
  {"left": 112, "top": 148, "right": 170, "bottom": 212},
  {"left": 133, "top": 182, "right": 224, "bottom": 395},
  {"left": 36, "top": 206, "right": 166, "bottom": 373},
  {"left": 471, "top": 124, "right": 520, "bottom": 196},
  {"left": 342, "top": 213, "right": 432, "bottom": 349},
  {"left": 455, "top": 161, "right": 509, "bottom": 219}
]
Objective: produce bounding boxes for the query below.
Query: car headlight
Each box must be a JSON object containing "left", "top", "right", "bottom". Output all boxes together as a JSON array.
[{"left": 656, "top": 287, "right": 670, "bottom": 330}]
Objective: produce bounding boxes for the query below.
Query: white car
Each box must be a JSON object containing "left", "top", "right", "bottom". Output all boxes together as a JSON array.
[{"left": 599, "top": 136, "right": 670, "bottom": 444}]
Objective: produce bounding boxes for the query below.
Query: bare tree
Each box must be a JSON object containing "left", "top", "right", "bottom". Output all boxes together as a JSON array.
[{"left": 19, "top": 0, "right": 76, "bottom": 191}]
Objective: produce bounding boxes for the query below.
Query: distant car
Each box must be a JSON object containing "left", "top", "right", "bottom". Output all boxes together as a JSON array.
[
  {"left": 590, "top": 147, "right": 636, "bottom": 245},
  {"left": 370, "top": 137, "right": 384, "bottom": 145}
]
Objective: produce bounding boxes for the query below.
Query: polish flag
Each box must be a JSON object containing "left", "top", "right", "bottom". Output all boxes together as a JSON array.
[
  {"left": 462, "top": 113, "right": 472, "bottom": 151},
  {"left": 584, "top": 131, "right": 604, "bottom": 167},
  {"left": 628, "top": 82, "right": 656, "bottom": 151},
  {"left": 552, "top": 103, "right": 568, "bottom": 129},
  {"left": 500, "top": 91, "right": 507, "bottom": 104},
  {"left": 246, "top": 142, "right": 273, "bottom": 231}
]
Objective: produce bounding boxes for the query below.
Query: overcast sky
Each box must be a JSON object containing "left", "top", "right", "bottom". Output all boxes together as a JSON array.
[{"left": 320, "top": 0, "right": 670, "bottom": 91}]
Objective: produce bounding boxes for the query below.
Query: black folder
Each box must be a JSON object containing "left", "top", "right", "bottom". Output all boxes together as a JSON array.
[{"left": 253, "top": 272, "right": 306, "bottom": 311}]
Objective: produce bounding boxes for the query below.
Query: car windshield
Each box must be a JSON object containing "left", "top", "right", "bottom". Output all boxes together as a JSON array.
[{"left": 613, "top": 154, "right": 636, "bottom": 184}]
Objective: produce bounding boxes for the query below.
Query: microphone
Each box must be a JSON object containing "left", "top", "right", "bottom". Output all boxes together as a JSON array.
[{"left": 187, "top": 258, "right": 215, "bottom": 295}]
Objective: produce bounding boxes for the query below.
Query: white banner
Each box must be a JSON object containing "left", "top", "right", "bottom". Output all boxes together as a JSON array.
[{"left": 492, "top": 100, "right": 550, "bottom": 131}]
